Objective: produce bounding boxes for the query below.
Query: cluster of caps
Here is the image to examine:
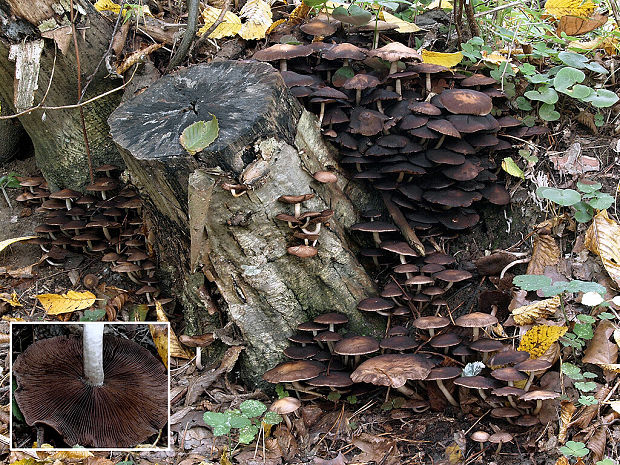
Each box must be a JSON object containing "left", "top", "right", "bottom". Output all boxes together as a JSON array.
[
  {"left": 19, "top": 166, "right": 172, "bottom": 309},
  {"left": 263, "top": 311, "right": 559, "bottom": 425},
  {"left": 275, "top": 171, "right": 337, "bottom": 258}
]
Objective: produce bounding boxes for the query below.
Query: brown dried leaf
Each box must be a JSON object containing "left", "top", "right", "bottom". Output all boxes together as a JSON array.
[
  {"left": 587, "top": 426, "right": 607, "bottom": 462},
  {"left": 512, "top": 295, "right": 561, "bottom": 325},
  {"left": 555, "top": 457, "right": 570, "bottom": 465},
  {"left": 585, "top": 210, "right": 620, "bottom": 287},
  {"left": 576, "top": 111, "right": 598, "bottom": 134},
  {"left": 527, "top": 234, "right": 560, "bottom": 275},
  {"left": 557, "top": 13, "right": 607, "bottom": 35},
  {"left": 105, "top": 291, "right": 130, "bottom": 320},
  {"left": 313, "top": 453, "right": 347, "bottom": 465},
  {"left": 583, "top": 320, "right": 618, "bottom": 366},
  {"left": 558, "top": 401, "right": 576, "bottom": 444},
  {"left": 116, "top": 43, "right": 164, "bottom": 74},
  {"left": 573, "top": 385, "right": 611, "bottom": 428},
  {"left": 352, "top": 433, "right": 400, "bottom": 465},
  {"left": 155, "top": 301, "right": 193, "bottom": 360}
]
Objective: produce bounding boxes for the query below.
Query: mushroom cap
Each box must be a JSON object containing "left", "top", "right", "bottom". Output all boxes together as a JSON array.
[
  {"left": 344, "top": 74, "right": 381, "bottom": 90},
  {"left": 410, "top": 63, "right": 447, "bottom": 74},
  {"left": 351, "top": 221, "right": 398, "bottom": 233},
  {"left": 306, "top": 372, "right": 354, "bottom": 388},
  {"left": 269, "top": 397, "right": 301, "bottom": 414},
  {"left": 453, "top": 375, "right": 499, "bottom": 389},
  {"left": 297, "top": 321, "right": 328, "bottom": 332},
  {"left": 381, "top": 241, "right": 419, "bottom": 257},
  {"left": 488, "top": 432, "right": 513, "bottom": 444},
  {"left": 469, "top": 338, "right": 505, "bottom": 353},
  {"left": 283, "top": 345, "right": 319, "bottom": 360},
  {"left": 350, "top": 354, "right": 434, "bottom": 388},
  {"left": 514, "top": 358, "right": 553, "bottom": 373},
  {"left": 278, "top": 193, "right": 315, "bottom": 204},
  {"left": 426, "top": 366, "right": 462, "bottom": 381},
  {"left": 13, "top": 334, "right": 168, "bottom": 448},
  {"left": 454, "top": 312, "right": 498, "bottom": 328},
  {"left": 480, "top": 184, "right": 511, "bottom": 205},
  {"left": 471, "top": 431, "right": 490, "bottom": 443},
  {"left": 49, "top": 188, "right": 81, "bottom": 200},
  {"left": 313, "top": 171, "right": 338, "bottom": 183},
  {"left": 288, "top": 245, "right": 318, "bottom": 258},
  {"left": 412, "top": 316, "right": 450, "bottom": 330},
  {"left": 300, "top": 19, "right": 338, "bottom": 37},
  {"left": 367, "top": 42, "right": 421, "bottom": 62},
  {"left": 439, "top": 89, "right": 493, "bottom": 116},
  {"left": 379, "top": 336, "right": 417, "bottom": 351},
  {"left": 490, "top": 407, "right": 521, "bottom": 418},
  {"left": 357, "top": 297, "right": 395, "bottom": 312},
  {"left": 519, "top": 390, "right": 560, "bottom": 402},
  {"left": 322, "top": 43, "right": 368, "bottom": 61},
  {"left": 429, "top": 332, "right": 462, "bottom": 348},
  {"left": 409, "top": 101, "right": 442, "bottom": 116},
  {"left": 253, "top": 44, "right": 313, "bottom": 62},
  {"left": 492, "top": 386, "right": 526, "bottom": 397},
  {"left": 263, "top": 360, "right": 324, "bottom": 383},
  {"left": 488, "top": 350, "right": 530, "bottom": 366},
  {"left": 314, "top": 330, "right": 343, "bottom": 342},
  {"left": 491, "top": 367, "right": 528, "bottom": 382},
  {"left": 461, "top": 73, "right": 497, "bottom": 87},
  {"left": 334, "top": 336, "right": 380, "bottom": 356},
  {"left": 314, "top": 312, "right": 349, "bottom": 326}
]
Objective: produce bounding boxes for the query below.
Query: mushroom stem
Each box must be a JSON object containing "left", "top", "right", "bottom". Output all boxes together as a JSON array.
[
  {"left": 396, "top": 384, "right": 422, "bottom": 399},
  {"left": 319, "top": 103, "right": 326, "bottom": 124},
  {"left": 436, "top": 380, "right": 459, "bottom": 407},
  {"left": 279, "top": 59, "right": 287, "bottom": 72},
  {"left": 472, "top": 327, "right": 480, "bottom": 341},
  {"left": 434, "top": 135, "right": 446, "bottom": 149},
  {"left": 302, "top": 223, "right": 321, "bottom": 235},
  {"left": 532, "top": 399, "right": 543, "bottom": 415},
  {"left": 65, "top": 199, "right": 72, "bottom": 211},
  {"left": 196, "top": 347, "right": 203, "bottom": 370},
  {"left": 83, "top": 324, "right": 105, "bottom": 386},
  {"left": 524, "top": 372, "right": 535, "bottom": 392},
  {"left": 425, "top": 73, "right": 432, "bottom": 94},
  {"left": 376, "top": 100, "right": 384, "bottom": 114},
  {"left": 355, "top": 89, "right": 362, "bottom": 106}
]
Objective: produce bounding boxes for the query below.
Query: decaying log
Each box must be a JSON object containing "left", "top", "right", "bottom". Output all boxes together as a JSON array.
[{"left": 109, "top": 60, "right": 381, "bottom": 385}]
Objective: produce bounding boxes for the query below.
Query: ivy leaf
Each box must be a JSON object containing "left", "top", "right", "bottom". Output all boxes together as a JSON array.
[
  {"left": 240, "top": 400, "right": 267, "bottom": 418},
  {"left": 583, "top": 89, "right": 619, "bottom": 108},
  {"left": 227, "top": 412, "right": 252, "bottom": 429},
  {"left": 558, "top": 51, "right": 589, "bottom": 68},
  {"left": 574, "top": 381, "right": 597, "bottom": 392},
  {"left": 573, "top": 323, "right": 594, "bottom": 339},
  {"left": 80, "top": 309, "right": 106, "bottom": 321},
  {"left": 180, "top": 115, "right": 219, "bottom": 156},
  {"left": 562, "top": 362, "right": 584, "bottom": 380},
  {"left": 536, "top": 187, "right": 581, "bottom": 206},
  {"left": 573, "top": 201, "right": 594, "bottom": 223},
  {"left": 525, "top": 86, "right": 559, "bottom": 104},
  {"left": 578, "top": 395, "right": 598, "bottom": 406},
  {"left": 539, "top": 103, "right": 561, "bottom": 121},
  {"left": 577, "top": 180, "right": 603, "bottom": 193},
  {"left": 516, "top": 96, "right": 533, "bottom": 110},
  {"left": 560, "top": 84, "right": 593, "bottom": 100},
  {"left": 238, "top": 424, "right": 259, "bottom": 444},
  {"left": 262, "top": 411, "right": 283, "bottom": 425},
  {"left": 513, "top": 274, "right": 552, "bottom": 291},
  {"left": 203, "top": 412, "right": 232, "bottom": 436},
  {"left": 585, "top": 61, "right": 608, "bottom": 74},
  {"left": 559, "top": 440, "right": 589, "bottom": 458},
  {"left": 527, "top": 73, "right": 551, "bottom": 84},
  {"left": 588, "top": 193, "right": 615, "bottom": 210},
  {"left": 554, "top": 66, "right": 586, "bottom": 91}
]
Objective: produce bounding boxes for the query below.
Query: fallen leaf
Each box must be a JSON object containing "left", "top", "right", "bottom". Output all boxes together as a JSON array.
[
  {"left": 555, "top": 457, "right": 570, "bottom": 465},
  {"left": 587, "top": 426, "right": 606, "bottom": 462},
  {"left": 558, "top": 401, "right": 576, "bottom": 444},
  {"left": 557, "top": 13, "right": 607, "bottom": 35},
  {"left": 585, "top": 210, "right": 620, "bottom": 287},
  {"left": 155, "top": 301, "right": 192, "bottom": 360},
  {"left": 422, "top": 50, "right": 463, "bottom": 68},
  {"left": 0, "top": 235, "right": 37, "bottom": 254},
  {"left": 583, "top": 320, "right": 618, "bottom": 365},
  {"left": 49, "top": 450, "right": 94, "bottom": 460},
  {"left": 198, "top": 6, "right": 242, "bottom": 38},
  {"left": 149, "top": 323, "right": 169, "bottom": 368},
  {"left": 239, "top": 0, "right": 273, "bottom": 40},
  {"left": 576, "top": 111, "right": 598, "bottom": 133},
  {"left": 116, "top": 43, "right": 164, "bottom": 75},
  {"left": 352, "top": 433, "right": 400, "bottom": 465},
  {"left": 427, "top": 0, "right": 453, "bottom": 9},
  {"left": 180, "top": 116, "right": 219, "bottom": 156},
  {"left": 445, "top": 441, "right": 463, "bottom": 464},
  {"left": 314, "top": 453, "right": 347, "bottom": 465},
  {"left": 0, "top": 292, "right": 22, "bottom": 307},
  {"left": 94, "top": 0, "right": 121, "bottom": 13},
  {"left": 36, "top": 290, "right": 96, "bottom": 315},
  {"left": 527, "top": 234, "right": 560, "bottom": 275},
  {"left": 512, "top": 295, "right": 561, "bottom": 325},
  {"left": 549, "top": 142, "right": 600, "bottom": 175},
  {"left": 381, "top": 11, "right": 422, "bottom": 33},
  {"left": 545, "top": 0, "right": 595, "bottom": 19},
  {"left": 518, "top": 325, "right": 568, "bottom": 357}
]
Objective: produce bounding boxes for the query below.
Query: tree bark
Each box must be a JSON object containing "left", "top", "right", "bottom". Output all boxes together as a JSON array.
[
  {"left": 0, "top": 0, "right": 124, "bottom": 189},
  {"left": 109, "top": 61, "right": 382, "bottom": 386}
]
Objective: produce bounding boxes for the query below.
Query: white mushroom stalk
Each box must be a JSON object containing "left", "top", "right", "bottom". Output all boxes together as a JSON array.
[{"left": 83, "top": 324, "right": 105, "bottom": 386}]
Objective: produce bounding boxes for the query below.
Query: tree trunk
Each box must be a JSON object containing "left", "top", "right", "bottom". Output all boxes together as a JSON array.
[
  {"left": 0, "top": 0, "right": 124, "bottom": 189},
  {"left": 109, "top": 61, "right": 382, "bottom": 386}
]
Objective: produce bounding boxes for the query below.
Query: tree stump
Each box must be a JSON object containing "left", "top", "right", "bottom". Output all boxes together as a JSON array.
[
  {"left": 109, "top": 61, "right": 381, "bottom": 385},
  {"left": 0, "top": 0, "right": 124, "bottom": 189}
]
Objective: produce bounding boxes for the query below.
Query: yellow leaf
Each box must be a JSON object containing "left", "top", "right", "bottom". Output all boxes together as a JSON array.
[
  {"left": 556, "top": 457, "right": 570, "bottom": 465},
  {"left": 526, "top": 234, "right": 560, "bottom": 275},
  {"left": 597, "top": 363, "right": 620, "bottom": 372},
  {"left": 49, "top": 450, "right": 94, "bottom": 460},
  {"left": 481, "top": 50, "right": 510, "bottom": 65},
  {"left": 239, "top": 0, "right": 273, "bottom": 40},
  {"left": 36, "top": 290, "right": 96, "bottom": 315},
  {"left": 518, "top": 325, "right": 568, "bottom": 358},
  {"left": 0, "top": 235, "right": 36, "bottom": 254},
  {"left": 0, "top": 291, "right": 22, "bottom": 307},
  {"left": 380, "top": 11, "right": 422, "bottom": 33},
  {"left": 445, "top": 442, "right": 463, "bottom": 464},
  {"left": 544, "top": 0, "right": 595, "bottom": 19},
  {"left": 198, "top": 6, "right": 242, "bottom": 39},
  {"left": 2, "top": 315, "right": 24, "bottom": 321},
  {"left": 427, "top": 0, "right": 454, "bottom": 9},
  {"left": 155, "top": 301, "right": 192, "bottom": 360},
  {"left": 512, "top": 295, "right": 561, "bottom": 325},
  {"left": 94, "top": 0, "right": 121, "bottom": 14},
  {"left": 610, "top": 400, "right": 620, "bottom": 414},
  {"left": 149, "top": 323, "right": 169, "bottom": 369},
  {"left": 289, "top": 3, "right": 311, "bottom": 24},
  {"left": 421, "top": 50, "right": 463, "bottom": 68},
  {"left": 585, "top": 210, "right": 620, "bottom": 287},
  {"left": 266, "top": 18, "right": 287, "bottom": 34}
]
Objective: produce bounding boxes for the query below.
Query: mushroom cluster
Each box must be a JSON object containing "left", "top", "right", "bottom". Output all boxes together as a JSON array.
[
  {"left": 17, "top": 167, "right": 172, "bottom": 312},
  {"left": 276, "top": 190, "right": 334, "bottom": 258},
  {"left": 263, "top": 311, "right": 559, "bottom": 425}
]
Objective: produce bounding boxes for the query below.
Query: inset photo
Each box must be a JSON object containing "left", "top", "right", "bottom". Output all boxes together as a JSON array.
[{"left": 11, "top": 322, "right": 170, "bottom": 450}]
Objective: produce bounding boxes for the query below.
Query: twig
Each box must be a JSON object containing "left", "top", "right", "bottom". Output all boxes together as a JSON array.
[
  {"left": 167, "top": 0, "right": 199, "bottom": 70},
  {"left": 0, "top": 66, "right": 138, "bottom": 120},
  {"left": 70, "top": 0, "right": 94, "bottom": 183},
  {"left": 473, "top": 1, "right": 521, "bottom": 17}
]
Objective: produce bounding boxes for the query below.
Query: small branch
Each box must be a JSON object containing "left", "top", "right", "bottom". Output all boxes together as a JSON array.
[
  {"left": 381, "top": 192, "right": 425, "bottom": 256},
  {"left": 167, "top": 0, "right": 199, "bottom": 70},
  {"left": 473, "top": 1, "right": 521, "bottom": 17}
]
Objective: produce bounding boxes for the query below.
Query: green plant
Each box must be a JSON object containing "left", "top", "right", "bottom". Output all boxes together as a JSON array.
[
  {"left": 0, "top": 172, "right": 20, "bottom": 209},
  {"left": 203, "top": 400, "right": 283, "bottom": 451},
  {"left": 559, "top": 440, "right": 590, "bottom": 458},
  {"left": 536, "top": 182, "right": 614, "bottom": 223},
  {"left": 561, "top": 361, "right": 598, "bottom": 403}
]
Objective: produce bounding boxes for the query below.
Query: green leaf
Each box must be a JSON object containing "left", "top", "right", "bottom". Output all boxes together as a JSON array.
[
  {"left": 564, "top": 280, "right": 606, "bottom": 295},
  {"left": 574, "top": 323, "right": 594, "bottom": 340},
  {"left": 562, "top": 362, "right": 583, "bottom": 380},
  {"left": 80, "top": 308, "right": 106, "bottom": 321},
  {"left": 558, "top": 51, "right": 588, "bottom": 69},
  {"left": 129, "top": 303, "right": 149, "bottom": 322},
  {"left": 303, "top": 0, "right": 327, "bottom": 7},
  {"left": 559, "top": 441, "right": 589, "bottom": 458},
  {"left": 577, "top": 181, "right": 602, "bottom": 193},
  {"left": 327, "top": 391, "right": 341, "bottom": 401},
  {"left": 525, "top": 86, "right": 558, "bottom": 104},
  {"left": 332, "top": 5, "right": 372, "bottom": 25},
  {"left": 347, "top": 395, "right": 358, "bottom": 404},
  {"left": 577, "top": 314, "right": 596, "bottom": 324},
  {"left": 501, "top": 157, "right": 525, "bottom": 179},
  {"left": 522, "top": 114, "right": 537, "bottom": 127},
  {"left": 519, "top": 149, "right": 538, "bottom": 164},
  {"left": 180, "top": 115, "right": 219, "bottom": 156},
  {"left": 516, "top": 96, "right": 533, "bottom": 110},
  {"left": 588, "top": 193, "right": 615, "bottom": 210},
  {"left": 238, "top": 424, "right": 259, "bottom": 444},
  {"left": 554, "top": 67, "right": 586, "bottom": 91},
  {"left": 275, "top": 384, "right": 289, "bottom": 399},
  {"left": 599, "top": 312, "right": 616, "bottom": 320},
  {"left": 240, "top": 400, "right": 267, "bottom": 418},
  {"left": 561, "top": 84, "right": 593, "bottom": 100},
  {"left": 575, "top": 381, "right": 597, "bottom": 392},
  {"left": 536, "top": 187, "right": 581, "bottom": 206},
  {"left": 582, "top": 371, "right": 598, "bottom": 378},
  {"left": 596, "top": 459, "right": 616, "bottom": 465},
  {"left": 262, "top": 411, "right": 283, "bottom": 425},
  {"left": 332, "top": 66, "right": 355, "bottom": 86},
  {"left": 578, "top": 395, "right": 598, "bottom": 406},
  {"left": 527, "top": 73, "right": 551, "bottom": 84},
  {"left": 513, "top": 274, "right": 552, "bottom": 291},
  {"left": 203, "top": 412, "right": 232, "bottom": 436},
  {"left": 585, "top": 61, "right": 608, "bottom": 74},
  {"left": 539, "top": 103, "right": 560, "bottom": 121},
  {"left": 228, "top": 412, "right": 252, "bottom": 429},
  {"left": 583, "top": 89, "right": 619, "bottom": 108},
  {"left": 573, "top": 201, "right": 594, "bottom": 223}
]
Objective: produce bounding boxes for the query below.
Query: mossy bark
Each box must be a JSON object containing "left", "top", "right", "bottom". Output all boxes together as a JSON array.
[{"left": 109, "top": 61, "right": 382, "bottom": 386}]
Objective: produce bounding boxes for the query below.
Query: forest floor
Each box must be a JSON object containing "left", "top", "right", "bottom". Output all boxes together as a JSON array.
[{"left": 2, "top": 127, "right": 619, "bottom": 464}]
